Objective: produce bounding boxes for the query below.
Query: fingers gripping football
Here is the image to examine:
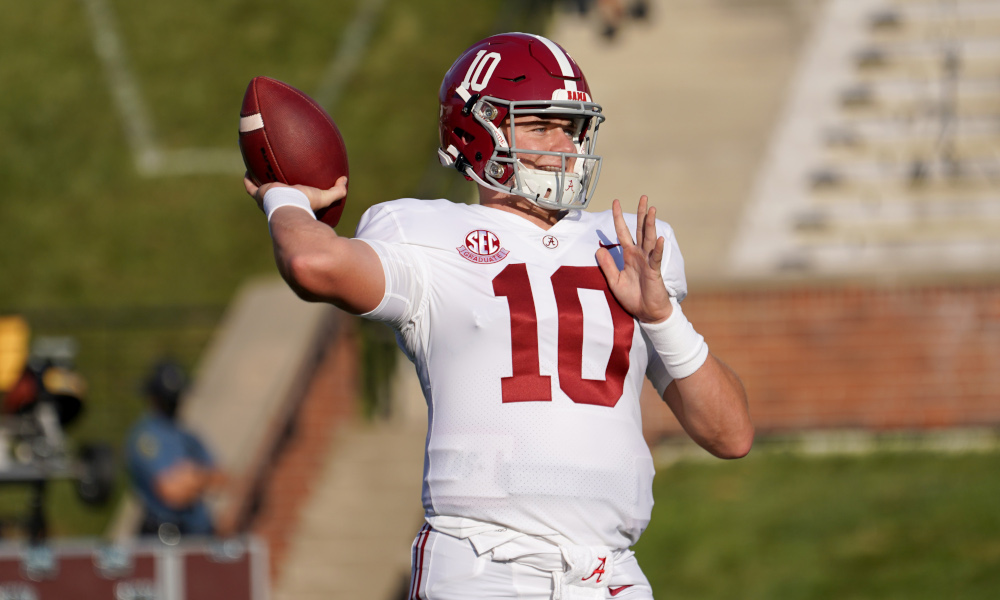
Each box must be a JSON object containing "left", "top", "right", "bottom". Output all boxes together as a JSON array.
[
  {"left": 245, "top": 176, "right": 349, "bottom": 216},
  {"left": 596, "top": 196, "right": 673, "bottom": 324}
]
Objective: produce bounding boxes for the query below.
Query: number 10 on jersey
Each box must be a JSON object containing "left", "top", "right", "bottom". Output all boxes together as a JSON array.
[{"left": 492, "top": 263, "right": 634, "bottom": 408}]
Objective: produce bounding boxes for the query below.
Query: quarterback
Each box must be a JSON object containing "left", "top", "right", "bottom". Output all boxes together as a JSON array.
[{"left": 246, "top": 33, "right": 753, "bottom": 600}]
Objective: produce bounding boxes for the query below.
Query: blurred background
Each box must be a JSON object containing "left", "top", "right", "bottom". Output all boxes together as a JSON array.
[{"left": 0, "top": 0, "right": 998, "bottom": 598}]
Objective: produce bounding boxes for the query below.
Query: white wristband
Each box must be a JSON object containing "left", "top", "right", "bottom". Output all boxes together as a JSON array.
[
  {"left": 641, "top": 297, "right": 709, "bottom": 379},
  {"left": 262, "top": 187, "right": 316, "bottom": 222}
]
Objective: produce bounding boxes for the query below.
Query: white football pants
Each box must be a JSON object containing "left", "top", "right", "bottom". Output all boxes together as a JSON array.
[{"left": 407, "top": 525, "right": 655, "bottom": 600}]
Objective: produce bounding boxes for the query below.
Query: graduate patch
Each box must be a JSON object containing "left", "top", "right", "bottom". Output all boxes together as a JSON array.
[{"left": 458, "top": 229, "right": 509, "bottom": 264}]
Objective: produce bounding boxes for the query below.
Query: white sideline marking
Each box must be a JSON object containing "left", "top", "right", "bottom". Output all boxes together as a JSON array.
[
  {"left": 80, "top": 0, "right": 161, "bottom": 173},
  {"left": 314, "top": 0, "right": 390, "bottom": 111},
  {"left": 80, "top": 0, "right": 386, "bottom": 177}
]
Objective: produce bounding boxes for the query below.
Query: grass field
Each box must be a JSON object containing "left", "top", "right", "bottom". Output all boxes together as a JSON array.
[{"left": 636, "top": 448, "right": 1000, "bottom": 599}]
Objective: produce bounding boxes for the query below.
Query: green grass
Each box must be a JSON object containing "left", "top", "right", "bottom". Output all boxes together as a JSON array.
[{"left": 635, "top": 450, "right": 1000, "bottom": 600}]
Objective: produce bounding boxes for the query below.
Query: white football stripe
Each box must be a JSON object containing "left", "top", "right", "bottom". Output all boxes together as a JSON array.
[
  {"left": 531, "top": 34, "right": 578, "bottom": 92},
  {"left": 240, "top": 113, "right": 264, "bottom": 133}
]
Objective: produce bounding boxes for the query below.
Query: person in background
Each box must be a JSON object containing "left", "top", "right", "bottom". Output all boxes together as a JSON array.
[
  {"left": 125, "top": 360, "right": 226, "bottom": 537},
  {"left": 564, "top": 0, "right": 650, "bottom": 39}
]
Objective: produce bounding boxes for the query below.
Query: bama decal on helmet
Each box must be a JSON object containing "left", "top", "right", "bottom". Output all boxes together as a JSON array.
[
  {"left": 457, "top": 230, "right": 510, "bottom": 264},
  {"left": 551, "top": 89, "right": 592, "bottom": 103}
]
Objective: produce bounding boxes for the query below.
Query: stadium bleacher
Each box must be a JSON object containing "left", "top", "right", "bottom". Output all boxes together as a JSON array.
[{"left": 730, "top": 0, "right": 1000, "bottom": 278}]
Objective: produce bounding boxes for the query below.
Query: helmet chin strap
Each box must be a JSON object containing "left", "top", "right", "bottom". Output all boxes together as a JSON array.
[
  {"left": 466, "top": 163, "right": 588, "bottom": 211},
  {"left": 516, "top": 165, "right": 584, "bottom": 210}
]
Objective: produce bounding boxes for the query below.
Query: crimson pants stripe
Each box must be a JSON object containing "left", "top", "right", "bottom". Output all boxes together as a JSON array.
[{"left": 409, "top": 524, "right": 431, "bottom": 600}]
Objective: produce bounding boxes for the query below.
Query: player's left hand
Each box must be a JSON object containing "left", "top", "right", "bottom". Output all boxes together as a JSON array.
[{"left": 596, "top": 196, "right": 673, "bottom": 323}]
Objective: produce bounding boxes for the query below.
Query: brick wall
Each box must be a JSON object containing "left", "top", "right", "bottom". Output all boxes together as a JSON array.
[{"left": 641, "top": 285, "right": 1000, "bottom": 443}]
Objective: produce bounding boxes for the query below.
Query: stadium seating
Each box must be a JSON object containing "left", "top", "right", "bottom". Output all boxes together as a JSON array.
[{"left": 730, "top": 0, "right": 1000, "bottom": 277}]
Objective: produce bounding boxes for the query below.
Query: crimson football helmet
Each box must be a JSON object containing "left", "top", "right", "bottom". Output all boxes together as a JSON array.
[{"left": 438, "top": 33, "right": 604, "bottom": 211}]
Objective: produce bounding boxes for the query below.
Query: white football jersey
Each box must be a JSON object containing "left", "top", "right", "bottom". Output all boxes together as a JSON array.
[{"left": 355, "top": 198, "right": 688, "bottom": 549}]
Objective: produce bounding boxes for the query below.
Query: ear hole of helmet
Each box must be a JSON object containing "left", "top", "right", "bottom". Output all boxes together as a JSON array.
[
  {"left": 454, "top": 127, "right": 475, "bottom": 144},
  {"left": 476, "top": 101, "right": 500, "bottom": 122}
]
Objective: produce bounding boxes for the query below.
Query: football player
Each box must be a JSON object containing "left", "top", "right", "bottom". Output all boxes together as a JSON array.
[{"left": 246, "top": 32, "right": 752, "bottom": 600}]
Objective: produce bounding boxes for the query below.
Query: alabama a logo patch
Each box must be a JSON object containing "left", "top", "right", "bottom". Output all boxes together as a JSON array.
[{"left": 458, "top": 229, "right": 509, "bottom": 264}]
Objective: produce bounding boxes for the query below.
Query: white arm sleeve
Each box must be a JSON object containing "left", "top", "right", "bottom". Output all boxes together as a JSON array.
[
  {"left": 356, "top": 238, "right": 428, "bottom": 331},
  {"left": 657, "top": 220, "right": 688, "bottom": 301}
]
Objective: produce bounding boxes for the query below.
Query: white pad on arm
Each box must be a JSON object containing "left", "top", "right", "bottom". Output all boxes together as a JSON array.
[
  {"left": 640, "top": 297, "right": 709, "bottom": 380},
  {"left": 262, "top": 187, "right": 316, "bottom": 222},
  {"left": 356, "top": 238, "right": 426, "bottom": 330}
]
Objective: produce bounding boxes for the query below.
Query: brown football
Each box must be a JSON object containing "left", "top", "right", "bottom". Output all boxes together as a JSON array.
[{"left": 239, "top": 76, "right": 348, "bottom": 228}]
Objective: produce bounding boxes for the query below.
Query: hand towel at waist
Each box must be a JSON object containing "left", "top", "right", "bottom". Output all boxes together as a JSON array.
[{"left": 427, "top": 515, "right": 645, "bottom": 600}]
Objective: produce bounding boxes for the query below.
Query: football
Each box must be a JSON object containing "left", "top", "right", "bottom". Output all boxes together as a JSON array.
[{"left": 239, "top": 76, "right": 349, "bottom": 227}]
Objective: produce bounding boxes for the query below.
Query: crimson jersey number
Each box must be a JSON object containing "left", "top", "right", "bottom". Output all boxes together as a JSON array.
[{"left": 492, "top": 263, "right": 634, "bottom": 407}]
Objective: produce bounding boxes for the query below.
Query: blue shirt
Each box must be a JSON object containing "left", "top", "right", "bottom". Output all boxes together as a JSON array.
[{"left": 124, "top": 413, "right": 216, "bottom": 535}]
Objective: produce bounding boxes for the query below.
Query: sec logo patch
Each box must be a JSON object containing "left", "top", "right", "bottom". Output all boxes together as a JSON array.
[{"left": 458, "top": 229, "right": 510, "bottom": 264}]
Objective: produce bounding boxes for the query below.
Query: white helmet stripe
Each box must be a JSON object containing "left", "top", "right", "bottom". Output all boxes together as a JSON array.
[{"left": 530, "top": 34, "right": 578, "bottom": 92}]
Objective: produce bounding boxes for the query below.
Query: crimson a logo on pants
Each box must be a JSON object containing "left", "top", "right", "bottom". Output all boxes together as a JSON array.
[
  {"left": 581, "top": 556, "right": 607, "bottom": 583},
  {"left": 457, "top": 229, "right": 510, "bottom": 264}
]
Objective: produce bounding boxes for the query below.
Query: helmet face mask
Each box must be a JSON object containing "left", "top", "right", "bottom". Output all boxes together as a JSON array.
[
  {"left": 484, "top": 98, "right": 603, "bottom": 210},
  {"left": 438, "top": 34, "right": 605, "bottom": 211}
]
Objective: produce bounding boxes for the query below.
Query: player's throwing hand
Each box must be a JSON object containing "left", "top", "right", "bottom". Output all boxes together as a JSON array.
[
  {"left": 244, "top": 175, "right": 348, "bottom": 214},
  {"left": 596, "top": 196, "right": 674, "bottom": 324}
]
